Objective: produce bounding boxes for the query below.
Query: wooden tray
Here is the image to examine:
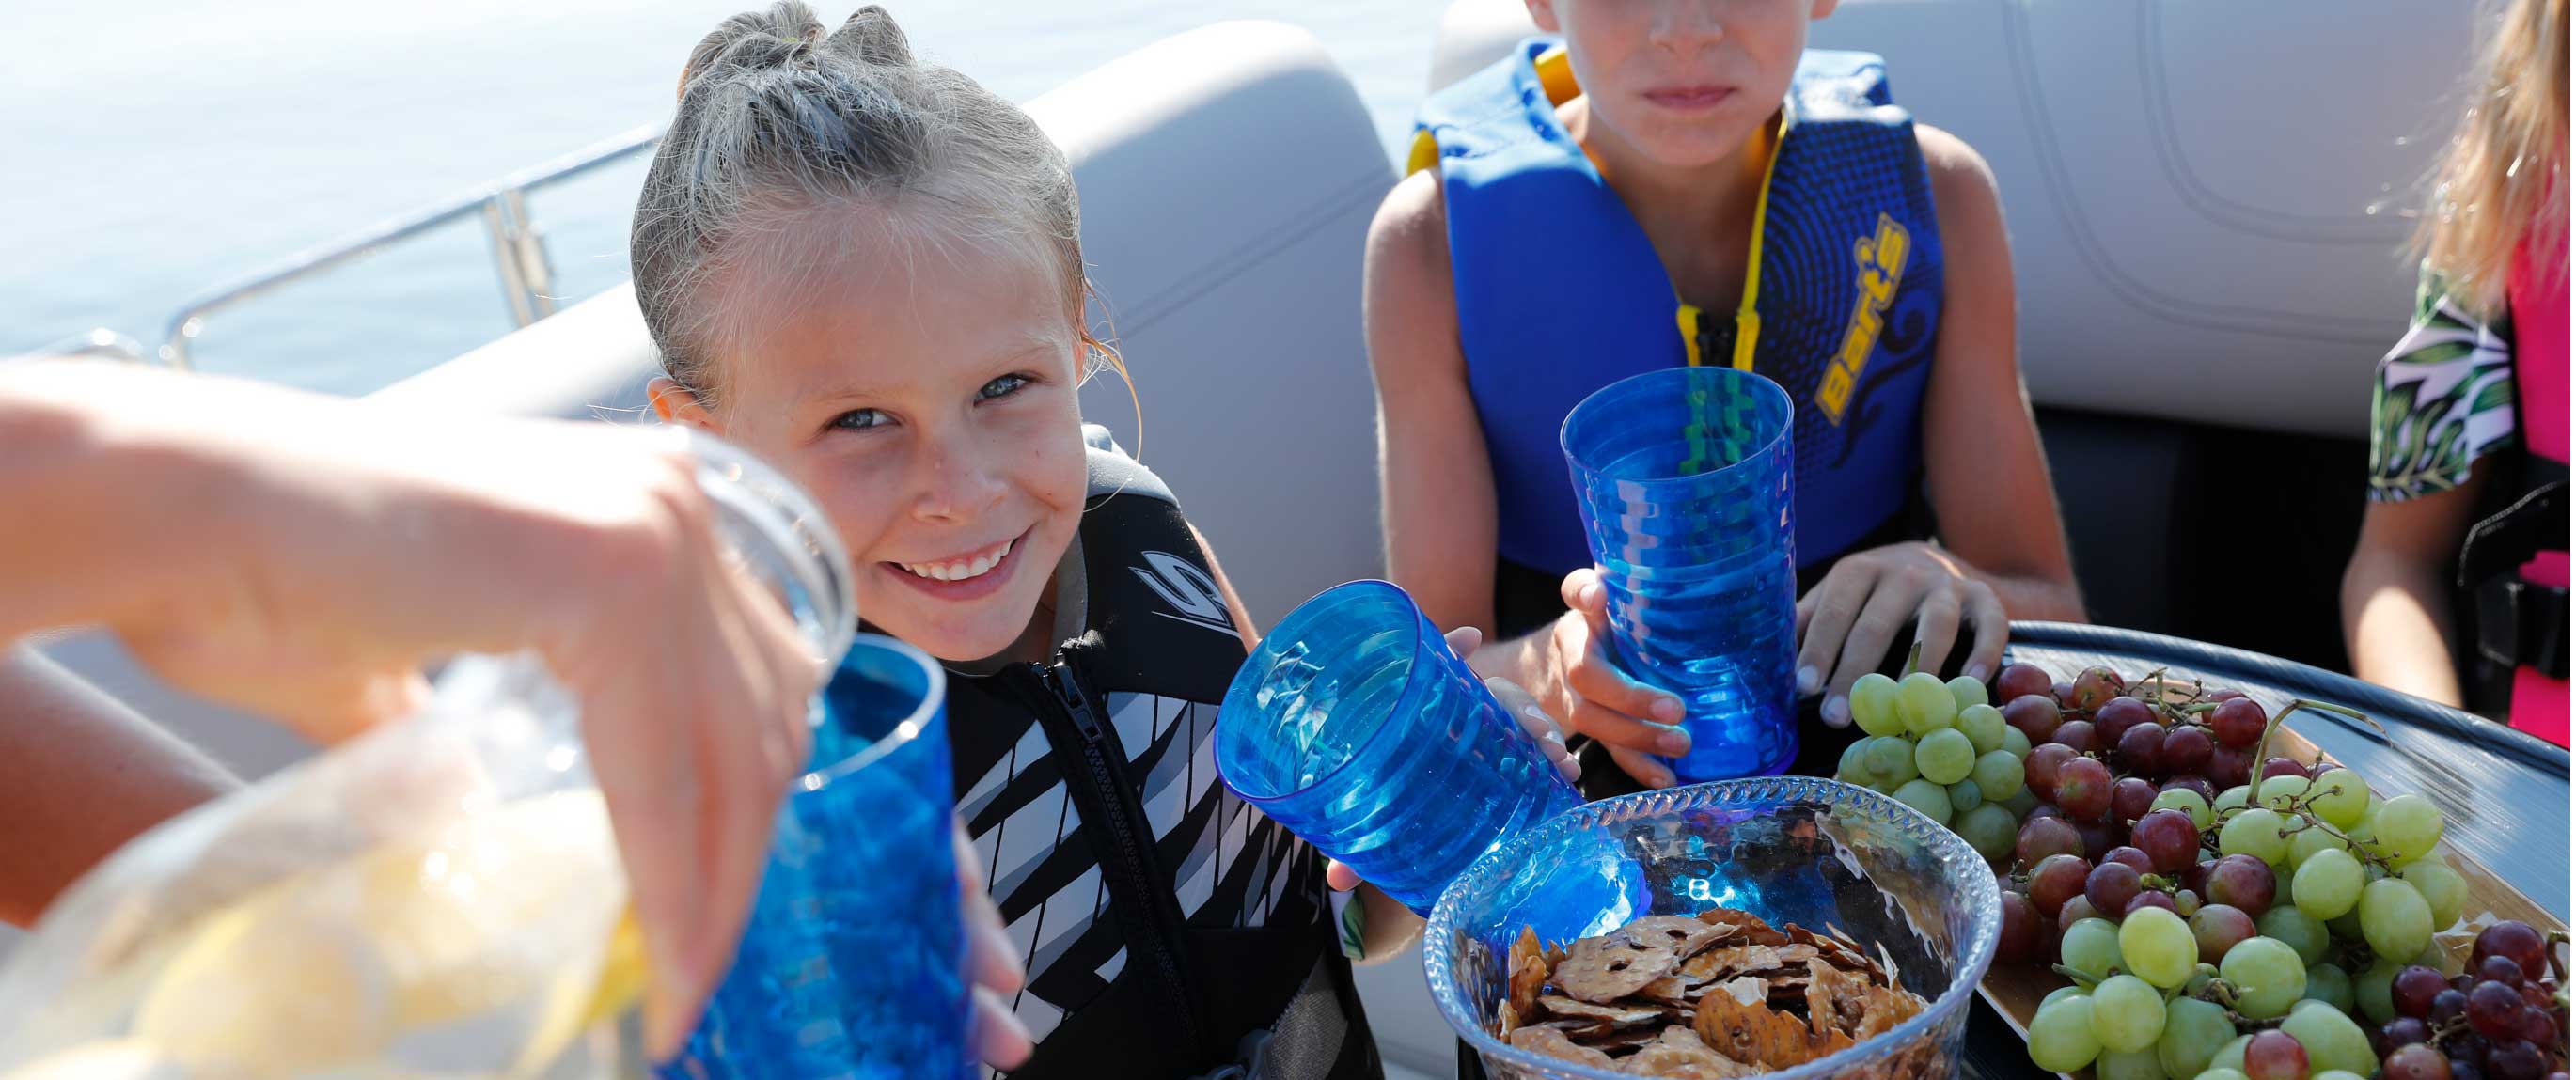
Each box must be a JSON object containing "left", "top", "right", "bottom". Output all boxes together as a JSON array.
[{"left": 1974, "top": 720, "right": 2569, "bottom": 1079}]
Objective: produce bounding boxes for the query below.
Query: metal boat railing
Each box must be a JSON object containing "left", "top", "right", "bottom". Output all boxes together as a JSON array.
[{"left": 153, "top": 123, "right": 663, "bottom": 369}]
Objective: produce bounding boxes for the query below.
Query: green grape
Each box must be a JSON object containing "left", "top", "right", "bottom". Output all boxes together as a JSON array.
[
  {"left": 1971, "top": 749, "right": 2026, "bottom": 802},
  {"left": 2256, "top": 774, "right": 2312, "bottom": 812},
  {"left": 1863, "top": 736, "right": 1918, "bottom": 787},
  {"left": 1958, "top": 702, "right": 2007, "bottom": 755},
  {"left": 2062, "top": 917, "right": 2126, "bottom": 983},
  {"left": 2029, "top": 995, "right": 2104, "bottom": 1073},
  {"left": 2183, "top": 963, "right": 2220, "bottom": 997},
  {"left": 1957, "top": 803, "right": 2019, "bottom": 862},
  {"left": 1949, "top": 779, "right": 1984, "bottom": 814},
  {"left": 2285, "top": 824, "right": 2348, "bottom": 869},
  {"left": 2158, "top": 998, "right": 2237, "bottom": 1080},
  {"left": 2280, "top": 999, "right": 2377, "bottom": 1077},
  {"left": 1899, "top": 671, "right": 1959, "bottom": 736},
  {"left": 2101, "top": 1048, "right": 2167, "bottom": 1080},
  {"left": 1949, "top": 674, "right": 1990, "bottom": 711},
  {"left": 2218, "top": 936, "right": 2307, "bottom": 1018},
  {"left": 2152, "top": 788, "right": 2214, "bottom": 831},
  {"left": 2002, "top": 725, "right": 2034, "bottom": 759},
  {"left": 2301, "top": 962, "right": 2353, "bottom": 1012},
  {"left": 2003, "top": 787, "right": 2042, "bottom": 817},
  {"left": 2259, "top": 906, "right": 2331, "bottom": 966},
  {"left": 1836, "top": 737, "right": 1872, "bottom": 784},
  {"left": 2306, "top": 769, "right": 2367, "bottom": 828},
  {"left": 2411, "top": 940, "right": 2448, "bottom": 971},
  {"left": 2357, "top": 878, "right": 2432, "bottom": 961},
  {"left": 2218, "top": 808, "right": 2289, "bottom": 865},
  {"left": 2292, "top": 848, "right": 2364, "bottom": 920},
  {"left": 2213, "top": 786, "right": 2252, "bottom": 816},
  {"left": 2210, "top": 1035, "right": 2253, "bottom": 1075},
  {"left": 2091, "top": 974, "right": 2168, "bottom": 1053},
  {"left": 2040, "top": 985, "right": 2090, "bottom": 1013},
  {"left": 1851, "top": 672, "right": 1908, "bottom": 737},
  {"left": 2197, "top": 1070, "right": 2251, "bottom": 1080},
  {"left": 2119, "top": 907, "right": 2197, "bottom": 988},
  {"left": 2398, "top": 858, "right": 2468, "bottom": 931},
  {"left": 2326, "top": 908, "right": 2365, "bottom": 942},
  {"left": 1893, "top": 778, "right": 1952, "bottom": 826},
  {"left": 1916, "top": 728, "right": 1977, "bottom": 785},
  {"left": 2374, "top": 794, "right": 2444, "bottom": 863},
  {"left": 2272, "top": 860, "right": 2297, "bottom": 908},
  {"left": 2316, "top": 1072, "right": 2366, "bottom": 1080},
  {"left": 2344, "top": 812, "right": 2382, "bottom": 860},
  {"left": 2353, "top": 957, "right": 2400, "bottom": 1023}
]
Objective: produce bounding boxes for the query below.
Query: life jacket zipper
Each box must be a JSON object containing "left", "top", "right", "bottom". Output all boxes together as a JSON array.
[{"left": 1035, "top": 659, "right": 1207, "bottom": 1059}]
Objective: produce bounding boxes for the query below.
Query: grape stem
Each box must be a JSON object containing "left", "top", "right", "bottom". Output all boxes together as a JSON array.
[
  {"left": 2548, "top": 930, "right": 2569, "bottom": 984},
  {"left": 2049, "top": 964, "right": 2104, "bottom": 989}
]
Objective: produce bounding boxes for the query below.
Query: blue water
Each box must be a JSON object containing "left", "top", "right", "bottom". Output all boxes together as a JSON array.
[{"left": 0, "top": 0, "right": 1444, "bottom": 396}]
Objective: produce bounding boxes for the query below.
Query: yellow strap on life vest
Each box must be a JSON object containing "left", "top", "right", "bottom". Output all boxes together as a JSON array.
[{"left": 1729, "top": 110, "right": 1789, "bottom": 372}]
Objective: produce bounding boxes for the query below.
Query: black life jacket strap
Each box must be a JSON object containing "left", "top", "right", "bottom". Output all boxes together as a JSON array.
[{"left": 2458, "top": 459, "right": 2570, "bottom": 680}]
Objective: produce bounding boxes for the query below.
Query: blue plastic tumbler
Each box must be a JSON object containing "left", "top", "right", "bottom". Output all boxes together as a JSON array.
[
  {"left": 1562, "top": 366, "right": 1799, "bottom": 783},
  {"left": 663, "top": 634, "right": 968, "bottom": 1080},
  {"left": 1214, "top": 580, "right": 1584, "bottom": 915}
]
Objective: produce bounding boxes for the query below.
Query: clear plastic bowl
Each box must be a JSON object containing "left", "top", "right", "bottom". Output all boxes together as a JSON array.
[{"left": 1423, "top": 776, "right": 2000, "bottom": 1080}]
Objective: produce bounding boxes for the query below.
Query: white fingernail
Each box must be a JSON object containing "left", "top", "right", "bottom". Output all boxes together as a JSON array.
[
  {"left": 1822, "top": 697, "right": 1849, "bottom": 726},
  {"left": 1797, "top": 665, "right": 1821, "bottom": 695}
]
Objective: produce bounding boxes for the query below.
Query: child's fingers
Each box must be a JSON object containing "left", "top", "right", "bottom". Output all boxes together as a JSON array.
[
  {"left": 970, "top": 985, "right": 1034, "bottom": 1070},
  {"left": 1822, "top": 579, "right": 1923, "bottom": 725},
  {"left": 1606, "top": 744, "right": 1675, "bottom": 790},
  {"left": 1963, "top": 585, "right": 2009, "bottom": 684},
  {"left": 1443, "top": 624, "right": 1484, "bottom": 660},
  {"left": 1794, "top": 564, "right": 1879, "bottom": 703},
  {"left": 1912, "top": 587, "right": 1965, "bottom": 681},
  {"left": 1326, "top": 859, "right": 1363, "bottom": 892}
]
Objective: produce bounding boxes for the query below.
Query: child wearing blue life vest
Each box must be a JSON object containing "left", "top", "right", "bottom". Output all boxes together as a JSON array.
[{"left": 1365, "top": 0, "right": 2086, "bottom": 790}]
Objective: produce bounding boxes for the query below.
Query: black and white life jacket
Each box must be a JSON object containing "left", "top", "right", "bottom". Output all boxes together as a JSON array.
[{"left": 943, "top": 433, "right": 1380, "bottom": 1080}]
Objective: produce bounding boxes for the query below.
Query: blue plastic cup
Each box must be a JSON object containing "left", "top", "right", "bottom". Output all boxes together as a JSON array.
[
  {"left": 663, "top": 634, "right": 969, "bottom": 1080},
  {"left": 1562, "top": 366, "right": 1799, "bottom": 783},
  {"left": 1215, "top": 580, "right": 1585, "bottom": 915}
]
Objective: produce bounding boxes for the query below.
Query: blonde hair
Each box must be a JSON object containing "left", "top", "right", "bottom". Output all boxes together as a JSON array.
[
  {"left": 2418, "top": 0, "right": 2570, "bottom": 319},
  {"left": 631, "top": 3, "right": 1124, "bottom": 406}
]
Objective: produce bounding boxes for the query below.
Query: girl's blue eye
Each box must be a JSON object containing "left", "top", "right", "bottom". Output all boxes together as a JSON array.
[
  {"left": 828, "top": 408, "right": 890, "bottom": 431},
  {"left": 977, "top": 373, "right": 1032, "bottom": 401}
]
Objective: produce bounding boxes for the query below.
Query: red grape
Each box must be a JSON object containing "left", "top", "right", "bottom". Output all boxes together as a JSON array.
[
  {"left": 2385, "top": 1044, "right": 2454, "bottom": 1080},
  {"left": 2430, "top": 989, "right": 2470, "bottom": 1025},
  {"left": 1998, "top": 891, "right": 2039, "bottom": 964},
  {"left": 2396, "top": 965, "right": 2450, "bottom": 1018},
  {"left": 2210, "top": 689, "right": 2248, "bottom": 701},
  {"left": 2085, "top": 861, "right": 2142, "bottom": 916},
  {"left": 2182, "top": 857, "right": 2212, "bottom": 896},
  {"left": 2487, "top": 1041, "right": 2547, "bottom": 1080},
  {"left": 2162, "top": 775, "right": 2219, "bottom": 803},
  {"left": 2071, "top": 666, "right": 2125, "bottom": 712},
  {"left": 2030, "top": 804, "right": 2066, "bottom": 821},
  {"left": 2262, "top": 756, "right": 2310, "bottom": 781},
  {"left": 2191, "top": 903, "right": 2256, "bottom": 963},
  {"left": 2207, "top": 745, "right": 2255, "bottom": 790},
  {"left": 2096, "top": 696, "right": 2155, "bottom": 742},
  {"left": 1997, "top": 663, "right": 2056, "bottom": 704},
  {"left": 2163, "top": 725, "right": 2215, "bottom": 775},
  {"left": 2481, "top": 956, "right": 2528, "bottom": 988},
  {"left": 2472, "top": 981, "right": 2526, "bottom": 1040},
  {"left": 2104, "top": 846, "right": 2156, "bottom": 875},
  {"left": 2026, "top": 743, "right": 2078, "bottom": 801},
  {"left": 2211, "top": 697, "right": 2267, "bottom": 747},
  {"left": 2075, "top": 820, "right": 2114, "bottom": 863},
  {"left": 2060, "top": 895, "right": 2103, "bottom": 926},
  {"left": 2308, "top": 759, "right": 2338, "bottom": 780},
  {"left": 2454, "top": 1057, "right": 2485, "bottom": 1080},
  {"left": 2017, "top": 816, "right": 2084, "bottom": 867},
  {"left": 2132, "top": 808, "right": 2202, "bottom": 873},
  {"left": 2051, "top": 680, "right": 2075, "bottom": 703},
  {"left": 2473, "top": 922, "right": 2550, "bottom": 982},
  {"left": 2112, "top": 775, "right": 2159, "bottom": 822},
  {"left": 2056, "top": 757, "right": 2114, "bottom": 820},
  {"left": 2204, "top": 853, "right": 2276, "bottom": 913},
  {"left": 2385, "top": 1017, "right": 2435, "bottom": 1048},
  {"left": 2117, "top": 725, "right": 2166, "bottom": 776},
  {"left": 2125, "top": 890, "right": 2178, "bottom": 917},
  {"left": 2030, "top": 853, "right": 2092, "bottom": 920},
  {"left": 2514, "top": 1006, "right": 2557, "bottom": 1047},
  {"left": 2004, "top": 694, "right": 2065, "bottom": 743},
  {"left": 2054, "top": 719, "right": 2100, "bottom": 754},
  {"left": 2246, "top": 1028, "right": 2311, "bottom": 1080}
]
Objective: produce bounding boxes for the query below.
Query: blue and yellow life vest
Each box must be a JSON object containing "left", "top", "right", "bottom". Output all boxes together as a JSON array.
[{"left": 1413, "top": 39, "right": 1944, "bottom": 579}]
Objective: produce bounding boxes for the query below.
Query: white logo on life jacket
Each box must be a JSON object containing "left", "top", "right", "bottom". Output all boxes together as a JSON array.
[{"left": 1132, "top": 552, "right": 1237, "bottom": 636}]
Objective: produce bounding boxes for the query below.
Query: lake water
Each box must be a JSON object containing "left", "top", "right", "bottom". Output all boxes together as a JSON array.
[{"left": 1, "top": 0, "right": 1449, "bottom": 394}]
